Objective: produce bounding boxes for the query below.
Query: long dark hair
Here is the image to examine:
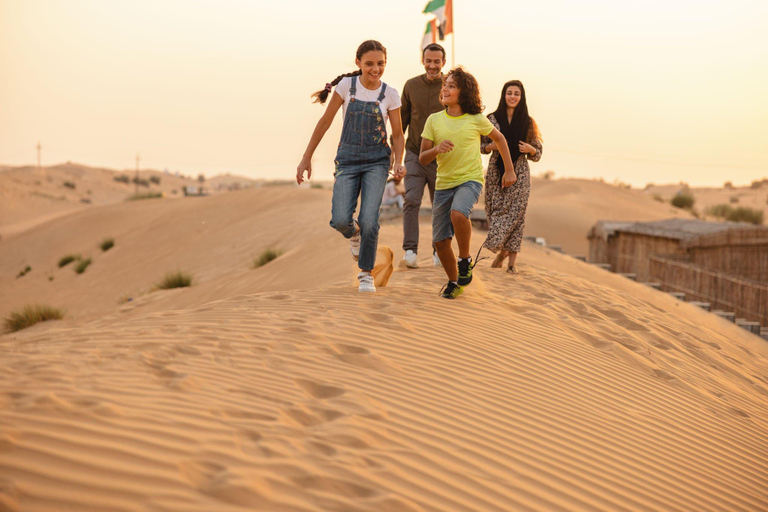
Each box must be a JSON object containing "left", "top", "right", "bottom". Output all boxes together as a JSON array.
[
  {"left": 492, "top": 80, "right": 540, "bottom": 177},
  {"left": 445, "top": 67, "right": 483, "bottom": 115},
  {"left": 311, "top": 40, "right": 387, "bottom": 104}
]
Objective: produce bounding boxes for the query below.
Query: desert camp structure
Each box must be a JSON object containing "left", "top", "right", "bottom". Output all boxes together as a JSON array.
[{"left": 588, "top": 218, "right": 768, "bottom": 331}]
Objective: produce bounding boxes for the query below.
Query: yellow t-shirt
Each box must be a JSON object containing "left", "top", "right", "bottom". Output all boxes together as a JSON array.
[{"left": 421, "top": 110, "right": 494, "bottom": 190}]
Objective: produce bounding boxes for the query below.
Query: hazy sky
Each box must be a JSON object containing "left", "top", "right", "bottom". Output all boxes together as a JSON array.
[{"left": 1, "top": 0, "right": 767, "bottom": 186}]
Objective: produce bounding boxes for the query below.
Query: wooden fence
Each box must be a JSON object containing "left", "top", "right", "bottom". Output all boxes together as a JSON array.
[{"left": 649, "top": 255, "right": 768, "bottom": 325}]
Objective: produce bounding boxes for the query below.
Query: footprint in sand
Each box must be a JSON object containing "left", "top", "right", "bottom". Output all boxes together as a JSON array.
[
  {"left": 292, "top": 475, "right": 378, "bottom": 499},
  {"left": 653, "top": 368, "right": 676, "bottom": 381},
  {"left": 295, "top": 378, "right": 346, "bottom": 399},
  {"left": 282, "top": 405, "right": 343, "bottom": 427}
]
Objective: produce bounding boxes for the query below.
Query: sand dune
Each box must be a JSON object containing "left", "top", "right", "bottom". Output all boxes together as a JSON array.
[
  {"left": 2, "top": 187, "right": 768, "bottom": 511},
  {"left": 0, "top": 163, "right": 259, "bottom": 239},
  {"left": 522, "top": 178, "right": 694, "bottom": 256}
]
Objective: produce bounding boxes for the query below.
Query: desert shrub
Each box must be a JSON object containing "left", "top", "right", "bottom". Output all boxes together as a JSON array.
[
  {"left": 16, "top": 265, "right": 32, "bottom": 278},
  {"left": 671, "top": 193, "right": 695, "bottom": 209},
  {"left": 254, "top": 248, "right": 283, "bottom": 268},
  {"left": 48, "top": 276, "right": 54, "bottom": 282},
  {"left": 128, "top": 192, "right": 163, "bottom": 200},
  {"left": 58, "top": 254, "right": 80, "bottom": 267},
  {"left": 63, "top": 181, "right": 76, "bottom": 189},
  {"left": 74, "top": 258, "right": 92, "bottom": 274},
  {"left": 750, "top": 179, "right": 767, "bottom": 189},
  {"left": 114, "top": 175, "right": 131, "bottom": 184},
  {"left": 132, "top": 177, "right": 150, "bottom": 187},
  {"left": 705, "top": 204, "right": 734, "bottom": 219},
  {"left": 100, "top": 238, "right": 114, "bottom": 251},
  {"left": 541, "top": 170, "right": 555, "bottom": 181},
  {"left": 149, "top": 176, "right": 161, "bottom": 185},
  {"left": 652, "top": 195, "right": 665, "bottom": 203},
  {"left": 724, "top": 181, "right": 734, "bottom": 189},
  {"left": 310, "top": 182, "right": 324, "bottom": 189},
  {"left": 728, "top": 207, "right": 764, "bottom": 225},
  {"left": 729, "top": 195, "right": 739, "bottom": 204},
  {"left": 157, "top": 271, "right": 193, "bottom": 289},
  {"left": 4, "top": 304, "right": 63, "bottom": 332}
]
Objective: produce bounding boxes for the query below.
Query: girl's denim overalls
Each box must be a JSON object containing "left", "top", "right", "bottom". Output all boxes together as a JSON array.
[{"left": 330, "top": 76, "right": 392, "bottom": 272}]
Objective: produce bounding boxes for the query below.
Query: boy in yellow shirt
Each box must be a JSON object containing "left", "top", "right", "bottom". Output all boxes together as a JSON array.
[{"left": 420, "top": 68, "right": 515, "bottom": 299}]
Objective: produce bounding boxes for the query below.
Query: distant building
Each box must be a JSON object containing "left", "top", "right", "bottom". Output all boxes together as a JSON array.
[{"left": 588, "top": 218, "right": 768, "bottom": 325}]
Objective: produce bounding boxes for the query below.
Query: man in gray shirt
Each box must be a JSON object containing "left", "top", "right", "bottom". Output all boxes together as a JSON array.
[{"left": 400, "top": 43, "right": 446, "bottom": 268}]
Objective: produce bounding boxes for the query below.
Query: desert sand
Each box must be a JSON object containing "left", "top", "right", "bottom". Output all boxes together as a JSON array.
[{"left": 1, "top": 176, "right": 768, "bottom": 511}]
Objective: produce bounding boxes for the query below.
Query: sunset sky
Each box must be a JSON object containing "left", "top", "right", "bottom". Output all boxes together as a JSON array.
[{"left": 1, "top": 0, "right": 766, "bottom": 187}]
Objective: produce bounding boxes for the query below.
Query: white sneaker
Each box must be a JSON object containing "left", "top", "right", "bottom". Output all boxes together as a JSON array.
[
  {"left": 358, "top": 272, "right": 375, "bottom": 293},
  {"left": 403, "top": 250, "right": 419, "bottom": 268},
  {"left": 432, "top": 251, "right": 441, "bottom": 266},
  {"left": 350, "top": 219, "right": 360, "bottom": 261}
]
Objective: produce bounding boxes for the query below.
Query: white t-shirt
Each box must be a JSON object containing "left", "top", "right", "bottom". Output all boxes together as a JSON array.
[{"left": 333, "top": 76, "right": 401, "bottom": 126}]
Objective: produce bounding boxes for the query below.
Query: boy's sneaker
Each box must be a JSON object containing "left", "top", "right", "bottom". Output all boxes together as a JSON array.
[
  {"left": 457, "top": 257, "right": 473, "bottom": 286},
  {"left": 350, "top": 219, "right": 361, "bottom": 261},
  {"left": 403, "top": 250, "right": 418, "bottom": 268},
  {"left": 358, "top": 272, "right": 375, "bottom": 293},
  {"left": 432, "top": 251, "right": 441, "bottom": 266},
  {"left": 439, "top": 281, "right": 463, "bottom": 299}
]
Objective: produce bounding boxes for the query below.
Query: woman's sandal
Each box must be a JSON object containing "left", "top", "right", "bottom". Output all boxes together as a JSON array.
[{"left": 506, "top": 267, "right": 520, "bottom": 275}]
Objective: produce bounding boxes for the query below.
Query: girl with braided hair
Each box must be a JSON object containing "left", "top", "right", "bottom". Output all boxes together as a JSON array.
[{"left": 297, "top": 40, "right": 406, "bottom": 293}]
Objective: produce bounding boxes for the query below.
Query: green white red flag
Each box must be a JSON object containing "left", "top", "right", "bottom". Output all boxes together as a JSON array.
[{"left": 422, "top": 0, "right": 453, "bottom": 40}]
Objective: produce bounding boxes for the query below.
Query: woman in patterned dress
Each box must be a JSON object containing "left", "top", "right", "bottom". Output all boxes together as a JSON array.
[{"left": 480, "top": 80, "right": 542, "bottom": 274}]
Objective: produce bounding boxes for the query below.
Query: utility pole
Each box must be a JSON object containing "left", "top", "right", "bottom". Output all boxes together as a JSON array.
[
  {"left": 135, "top": 153, "right": 140, "bottom": 195},
  {"left": 36, "top": 142, "right": 42, "bottom": 169}
]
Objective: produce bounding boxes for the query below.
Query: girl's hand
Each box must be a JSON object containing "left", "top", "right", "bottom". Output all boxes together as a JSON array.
[
  {"left": 486, "top": 141, "right": 498, "bottom": 152},
  {"left": 296, "top": 156, "right": 312, "bottom": 184},
  {"left": 519, "top": 141, "right": 535, "bottom": 155},
  {"left": 437, "top": 140, "right": 455, "bottom": 154},
  {"left": 392, "top": 163, "right": 407, "bottom": 180},
  {"left": 502, "top": 171, "right": 517, "bottom": 188}
]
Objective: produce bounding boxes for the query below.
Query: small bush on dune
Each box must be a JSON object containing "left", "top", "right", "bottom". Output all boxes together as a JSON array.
[
  {"left": 652, "top": 194, "right": 665, "bottom": 203},
  {"left": 58, "top": 254, "right": 81, "bottom": 267},
  {"left": 728, "top": 207, "right": 764, "bottom": 225},
  {"left": 114, "top": 174, "right": 131, "bottom": 184},
  {"left": 100, "top": 238, "right": 115, "bottom": 251},
  {"left": 4, "top": 304, "right": 63, "bottom": 333},
  {"left": 75, "top": 258, "right": 92, "bottom": 274},
  {"left": 16, "top": 265, "right": 32, "bottom": 278},
  {"left": 128, "top": 192, "right": 163, "bottom": 201},
  {"left": 706, "top": 204, "right": 764, "bottom": 224},
  {"left": 729, "top": 195, "right": 739, "bottom": 204},
  {"left": 149, "top": 176, "right": 161, "bottom": 185},
  {"left": 705, "top": 204, "right": 734, "bottom": 219},
  {"left": 63, "top": 181, "right": 76, "bottom": 189},
  {"left": 157, "top": 271, "right": 193, "bottom": 289},
  {"left": 671, "top": 193, "right": 695, "bottom": 209},
  {"left": 254, "top": 248, "right": 283, "bottom": 268}
]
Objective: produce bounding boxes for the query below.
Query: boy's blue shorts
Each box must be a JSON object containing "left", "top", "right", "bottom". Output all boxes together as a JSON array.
[{"left": 432, "top": 180, "right": 483, "bottom": 242}]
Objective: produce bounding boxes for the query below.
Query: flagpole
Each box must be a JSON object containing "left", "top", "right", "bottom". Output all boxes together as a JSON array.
[{"left": 450, "top": 0, "right": 455, "bottom": 68}]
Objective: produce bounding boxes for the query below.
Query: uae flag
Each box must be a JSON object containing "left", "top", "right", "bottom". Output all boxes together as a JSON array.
[
  {"left": 422, "top": 0, "right": 453, "bottom": 40},
  {"left": 422, "top": 19, "right": 438, "bottom": 49}
]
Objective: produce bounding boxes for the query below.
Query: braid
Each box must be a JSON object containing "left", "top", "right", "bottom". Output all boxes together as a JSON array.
[{"left": 311, "top": 70, "right": 362, "bottom": 104}]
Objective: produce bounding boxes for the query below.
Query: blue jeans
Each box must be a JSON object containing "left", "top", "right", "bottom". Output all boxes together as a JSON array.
[{"left": 330, "top": 161, "right": 389, "bottom": 271}]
